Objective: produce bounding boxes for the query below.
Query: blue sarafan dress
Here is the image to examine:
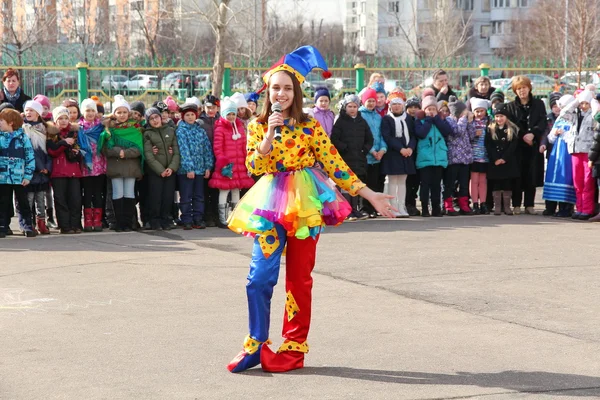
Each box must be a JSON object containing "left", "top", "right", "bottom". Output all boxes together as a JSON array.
[{"left": 543, "top": 116, "right": 576, "bottom": 204}]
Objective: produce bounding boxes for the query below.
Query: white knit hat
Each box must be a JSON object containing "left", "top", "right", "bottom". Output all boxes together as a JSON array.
[
  {"left": 52, "top": 106, "right": 70, "bottom": 123},
  {"left": 577, "top": 89, "right": 594, "bottom": 104},
  {"left": 557, "top": 94, "right": 575, "bottom": 109},
  {"left": 80, "top": 98, "right": 98, "bottom": 112},
  {"left": 186, "top": 97, "right": 202, "bottom": 108},
  {"left": 470, "top": 97, "right": 491, "bottom": 111},
  {"left": 24, "top": 100, "right": 44, "bottom": 118},
  {"left": 112, "top": 94, "right": 130, "bottom": 112},
  {"left": 230, "top": 92, "right": 248, "bottom": 109}
]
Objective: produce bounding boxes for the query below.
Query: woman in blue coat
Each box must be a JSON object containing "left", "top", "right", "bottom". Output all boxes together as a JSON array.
[{"left": 381, "top": 91, "right": 416, "bottom": 217}]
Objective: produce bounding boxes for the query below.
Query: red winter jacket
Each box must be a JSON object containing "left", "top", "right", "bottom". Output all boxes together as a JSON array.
[
  {"left": 46, "top": 123, "right": 83, "bottom": 178},
  {"left": 208, "top": 117, "right": 254, "bottom": 190}
]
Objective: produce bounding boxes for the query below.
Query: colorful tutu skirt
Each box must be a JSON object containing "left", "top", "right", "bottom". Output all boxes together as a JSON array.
[{"left": 228, "top": 167, "right": 352, "bottom": 240}]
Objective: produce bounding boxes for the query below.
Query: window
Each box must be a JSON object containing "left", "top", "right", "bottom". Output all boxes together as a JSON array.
[
  {"left": 510, "top": 0, "right": 518, "bottom": 7},
  {"left": 360, "top": 26, "right": 366, "bottom": 37},
  {"left": 418, "top": 0, "right": 436, "bottom": 9},
  {"left": 519, "top": 0, "right": 528, "bottom": 6},
  {"left": 360, "top": 1, "right": 366, "bottom": 12},
  {"left": 454, "top": 0, "right": 473, "bottom": 9},
  {"left": 480, "top": 24, "right": 490, "bottom": 38},
  {"left": 351, "top": 16, "right": 356, "bottom": 23},
  {"left": 482, "top": 0, "right": 490, "bottom": 11},
  {"left": 388, "top": 1, "right": 399, "bottom": 12},
  {"left": 492, "top": 21, "right": 510, "bottom": 34},
  {"left": 352, "top": 1, "right": 356, "bottom": 7}
]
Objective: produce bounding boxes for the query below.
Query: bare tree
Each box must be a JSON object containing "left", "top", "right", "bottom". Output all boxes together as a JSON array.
[
  {"left": 510, "top": 0, "right": 600, "bottom": 78},
  {"left": 380, "top": 0, "right": 474, "bottom": 62},
  {"left": 0, "top": 5, "right": 57, "bottom": 66},
  {"left": 131, "top": 0, "right": 180, "bottom": 63},
  {"left": 60, "top": 0, "right": 109, "bottom": 63}
]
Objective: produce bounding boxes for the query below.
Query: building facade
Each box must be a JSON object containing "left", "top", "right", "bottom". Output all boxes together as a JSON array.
[{"left": 343, "top": 0, "right": 535, "bottom": 60}]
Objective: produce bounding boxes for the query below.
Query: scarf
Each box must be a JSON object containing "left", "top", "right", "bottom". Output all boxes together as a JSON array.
[
  {"left": 3, "top": 87, "right": 21, "bottom": 104},
  {"left": 390, "top": 111, "right": 409, "bottom": 142},
  {"left": 78, "top": 123, "right": 105, "bottom": 172},
  {"left": 97, "top": 120, "right": 144, "bottom": 169},
  {"left": 23, "top": 121, "right": 47, "bottom": 152}
]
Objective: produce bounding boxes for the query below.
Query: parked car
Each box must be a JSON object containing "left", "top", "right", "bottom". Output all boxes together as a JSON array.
[
  {"left": 123, "top": 74, "right": 159, "bottom": 92},
  {"left": 560, "top": 72, "right": 600, "bottom": 89},
  {"left": 161, "top": 72, "right": 198, "bottom": 93},
  {"left": 500, "top": 74, "right": 576, "bottom": 97},
  {"left": 195, "top": 74, "right": 211, "bottom": 90},
  {"left": 101, "top": 75, "right": 129, "bottom": 92},
  {"left": 40, "top": 71, "right": 77, "bottom": 95},
  {"left": 490, "top": 78, "right": 511, "bottom": 89}
]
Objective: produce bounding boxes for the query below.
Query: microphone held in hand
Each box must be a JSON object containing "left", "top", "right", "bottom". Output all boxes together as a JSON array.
[{"left": 271, "top": 102, "right": 282, "bottom": 140}]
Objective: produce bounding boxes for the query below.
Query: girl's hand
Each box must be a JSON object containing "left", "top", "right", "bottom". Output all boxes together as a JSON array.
[
  {"left": 204, "top": 170, "right": 211, "bottom": 179},
  {"left": 267, "top": 112, "right": 284, "bottom": 140},
  {"left": 119, "top": 150, "right": 125, "bottom": 159},
  {"left": 187, "top": 171, "right": 195, "bottom": 179},
  {"left": 164, "top": 168, "right": 173, "bottom": 177},
  {"left": 555, "top": 129, "right": 564, "bottom": 136},
  {"left": 467, "top": 112, "right": 474, "bottom": 123},
  {"left": 65, "top": 138, "right": 75, "bottom": 145},
  {"left": 168, "top": 147, "right": 173, "bottom": 155},
  {"left": 152, "top": 146, "right": 159, "bottom": 155},
  {"left": 40, "top": 169, "right": 48, "bottom": 175},
  {"left": 589, "top": 161, "right": 594, "bottom": 168},
  {"left": 523, "top": 133, "right": 534, "bottom": 146},
  {"left": 475, "top": 129, "right": 483, "bottom": 137},
  {"left": 22, "top": 179, "right": 30, "bottom": 186},
  {"left": 357, "top": 187, "right": 397, "bottom": 218},
  {"left": 539, "top": 145, "right": 546, "bottom": 153}
]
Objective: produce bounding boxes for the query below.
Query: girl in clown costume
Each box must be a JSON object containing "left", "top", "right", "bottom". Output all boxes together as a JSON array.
[{"left": 226, "top": 46, "right": 395, "bottom": 373}]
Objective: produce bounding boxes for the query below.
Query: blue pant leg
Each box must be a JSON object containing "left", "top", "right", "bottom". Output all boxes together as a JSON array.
[
  {"left": 177, "top": 175, "right": 193, "bottom": 224},
  {"left": 192, "top": 175, "right": 205, "bottom": 222},
  {"left": 246, "top": 223, "right": 287, "bottom": 342}
]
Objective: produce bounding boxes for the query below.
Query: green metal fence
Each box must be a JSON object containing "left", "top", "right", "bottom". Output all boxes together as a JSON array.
[{"left": 2, "top": 53, "right": 599, "bottom": 111}]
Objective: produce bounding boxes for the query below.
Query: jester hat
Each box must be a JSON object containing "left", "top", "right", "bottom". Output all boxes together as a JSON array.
[{"left": 257, "top": 45, "right": 331, "bottom": 93}]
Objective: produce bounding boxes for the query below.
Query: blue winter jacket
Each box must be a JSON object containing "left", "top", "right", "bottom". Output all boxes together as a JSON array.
[
  {"left": 176, "top": 121, "right": 215, "bottom": 175},
  {"left": 0, "top": 128, "right": 35, "bottom": 185},
  {"left": 414, "top": 115, "right": 452, "bottom": 169},
  {"left": 359, "top": 106, "right": 386, "bottom": 164}
]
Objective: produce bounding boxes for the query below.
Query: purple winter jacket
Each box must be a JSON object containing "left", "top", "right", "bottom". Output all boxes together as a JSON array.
[
  {"left": 445, "top": 116, "right": 475, "bottom": 165},
  {"left": 311, "top": 107, "right": 335, "bottom": 136}
]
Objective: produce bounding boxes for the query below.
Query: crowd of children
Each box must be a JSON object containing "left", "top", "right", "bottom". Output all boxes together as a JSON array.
[{"left": 3, "top": 68, "right": 600, "bottom": 238}]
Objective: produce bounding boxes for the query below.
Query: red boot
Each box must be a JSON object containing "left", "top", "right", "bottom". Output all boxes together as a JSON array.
[
  {"left": 260, "top": 342, "right": 306, "bottom": 373},
  {"left": 37, "top": 217, "right": 50, "bottom": 234},
  {"left": 83, "top": 208, "right": 93, "bottom": 232},
  {"left": 444, "top": 198, "right": 459, "bottom": 216},
  {"left": 458, "top": 196, "right": 474, "bottom": 215},
  {"left": 92, "top": 208, "right": 104, "bottom": 232}
]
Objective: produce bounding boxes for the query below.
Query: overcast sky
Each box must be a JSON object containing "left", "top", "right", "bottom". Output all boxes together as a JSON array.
[{"left": 275, "top": 0, "right": 345, "bottom": 24}]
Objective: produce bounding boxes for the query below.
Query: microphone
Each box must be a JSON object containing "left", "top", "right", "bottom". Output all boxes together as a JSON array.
[{"left": 271, "top": 102, "right": 282, "bottom": 140}]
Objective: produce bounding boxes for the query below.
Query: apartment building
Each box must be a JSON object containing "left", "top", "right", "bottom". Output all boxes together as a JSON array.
[{"left": 344, "top": 0, "right": 535, "bottom": 59}]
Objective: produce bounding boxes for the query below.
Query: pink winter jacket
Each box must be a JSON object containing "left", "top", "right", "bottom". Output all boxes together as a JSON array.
[{"left": 208, "top": 117, "right": 255, "bottom": 190}]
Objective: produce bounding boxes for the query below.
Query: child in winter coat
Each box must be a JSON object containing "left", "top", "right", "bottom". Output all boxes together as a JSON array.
[
  {"left": 414, "top": 95, "right": 452, "bottom": 217},
  {"left": 99, "top": 95, "right": 144, "bottom": 232},
  {"left": 143, "top": 107, "right": 180, "bottom": 230},
  {"left": 443, "top": 96, "right": 475, "bottom": 216},
  {"left": 176, "top": 102, "right": 214, "bottom": 229},
  {"left": 566, "top": 90, "right": 598, "bottom": 220},
  {"left": 200, "top": 94, "right": 220, "bottom": 227},
  {"left": 586, "top": 109, "right": 600, "bottom": 222},
  {"left": 380, "top": 91, "right": 416, "bottom": 217},
  {"left": 542, "top": 94, "right": 577, "bottom": 218},
  {"left": 0, "top": 109, "right": 36, "bottom": 238},
  {"left": 331, "top": 94, "right": 374, "bottom": 221},
  {"left": 371, "top": 82, "right": 389, "bottom": 117},
  {"left": 33, "top": 94, "right": 52, "bottom": 122},
  {"left": 208, "top": 98, "right": 254, "bottom": 228},
  {"left": 360, "top": 88, "right": 387, "bottom": 218},
  {"left": 309, "top": 87, "right": 335, "bottom": 136},
  {"left": 78, "top": 98, "right": 107, "bottom": 232},
  {"left": 46, "top": 106, "right": 83, "bottom": 234},
  {"left": 63, "top": 98, "right": 81, "bottom": 123},
  {"left": 244, "top": 92, "right": 260, "bottom": 117},
  {"left": 164, "top": 96, "right": 180, "bottom": 124},
  {"left": 469, "top": 98, "right": 491, "bottom": 214},
  {"left": 540, "top": 92, "right": 566, "bottom": 216},
  {"left": 230, "top": 92, "right": 253, "bottom": 129},
  {"left": 485, "top": 103, "right": 520, "bottom": 216},
  {"left": 22, "top": 101, "right": 52, "bottom": 234}
]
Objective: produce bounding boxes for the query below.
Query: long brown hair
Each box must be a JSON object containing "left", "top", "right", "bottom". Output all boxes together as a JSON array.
[
  {"left": 257, "top": 70, "right": 308, "bottom": 125},
  {"left": 489, "top": 119, "right": 518, "bottom": 141}
]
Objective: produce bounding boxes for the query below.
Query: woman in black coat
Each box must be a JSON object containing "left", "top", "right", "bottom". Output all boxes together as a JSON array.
[
  {"left": 1, "top": 68, "right": 32, "bottom": 112},
  {"left": 505, "top": 75, "right": 547, "bottom": 214},
  {"left": 331, "top": 95, "right": 373, "bottom": 219},
  {"left": 380, "top": 96, "right": 416, "bottom": 217}
]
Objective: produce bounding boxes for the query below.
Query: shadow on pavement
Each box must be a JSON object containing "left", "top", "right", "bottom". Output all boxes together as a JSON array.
[{"left": 290, "top": 367, "right": 600, "bottom": 396}]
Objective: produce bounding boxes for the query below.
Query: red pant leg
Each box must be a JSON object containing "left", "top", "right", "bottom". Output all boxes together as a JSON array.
[{"left": 282, "top": 234, "right": 319, "bottom": 344}]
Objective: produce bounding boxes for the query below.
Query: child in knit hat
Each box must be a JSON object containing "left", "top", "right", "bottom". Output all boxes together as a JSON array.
[
  {"left": 208, "top": 97, "right": 254, "bottom": 228},
  {"left": 130, "top": 101, "right": 146, "bottom": 124},
  {"left": 468, "top": 97, "right": 491, "bottom": 214},
  {"left": 405, "top": 96, "right": 421, "bottom": 118},
  {"left": 99, "top": 95, "right": 144, "bottom": 232},
  {"left": 380, "top": 91, "right": 416, "bottom": 217},
  {"left": 309, "top": 87, "right": 335, "bottom": 136},
  {"left": 164, "top": 96, "right": 180, "bottom": 124},
  {"left": 230, "top": 92, "right": 253, "bottom": 128},
  {"left": 33, "top": 95, "right": 52, "bottom": 121},
  {"left": 78, "top": 98, "right": 107, "bottom": 232},
  {"left": 21, "top": 101, "right": 51, "bottom": 234},
  {"left": 176, "top": 102, "right": 214, "bottom": 229},
  {"left": 371, "top": 81, "right": 388, "bottom": 117},
  {"left": 244, "top": 92, "right": 260, "bottom": 117},
  {"left": 489, "top": 89, "right": 505, "bottom": 109},
  {"left": 413, "top": 95, "right": 452, "bottom": 217},
  {"left": 46, "top": 106, "right": 83, "bottom": 234},
  {"left": 360, "top": 87, "right": 387, "bottom": 218},
  {"left": 442, "top": 96, "right": 474, "bottom": 216},
  {"left": 331, "top": 94, "right": 373, "bottom": 221}
]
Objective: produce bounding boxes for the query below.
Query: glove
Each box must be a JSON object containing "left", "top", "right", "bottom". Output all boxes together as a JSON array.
[{"left": 221, "top": 163, "right": 233, "bottom": 179}]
